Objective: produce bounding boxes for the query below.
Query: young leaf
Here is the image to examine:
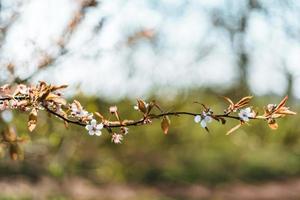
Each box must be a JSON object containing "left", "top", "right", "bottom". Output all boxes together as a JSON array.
[{"left": 161, "top": 116, "right": 171, "bottom": 134}]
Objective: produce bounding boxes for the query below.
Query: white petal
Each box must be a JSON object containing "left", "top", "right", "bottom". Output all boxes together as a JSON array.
[
  {"left": 200, "top": 120, "right": 207, "bottom": 128},
  {"left": 88, "top": 130, "right": 95, "bottom": 136},
  {"left": 194, "top": 115, "right": 201, "bottom": 123},
  {"left": 238, "top": 112, "right": 243, "bottom": 119},
  {"left": 96, "top": 123, "right": 104, "bottom": 130},
  {"left": 245, "top": 107, "right": 251, "bottom": 113},
  {"left": 90, "top": 119, "right": 97, "bottom": 126},
  {"left": 85, "top": 125, "right": 91, "bottom": 131},
  {"left": 204, "top": 116, "right": 212, "bottom": 123},
  {"left": 248, "top": 113, "right": 254, "bottom": 118},
  {"left": 95, "top": 131, "right": 102, "bottom": 136}
]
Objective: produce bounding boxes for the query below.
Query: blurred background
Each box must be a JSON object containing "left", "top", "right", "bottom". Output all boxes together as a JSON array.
[{"left": 0, "top": 0, "right": 300, "bottom": 199}]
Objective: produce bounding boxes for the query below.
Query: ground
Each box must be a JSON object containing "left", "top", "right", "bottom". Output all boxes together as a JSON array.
[{"left": 1, "top": 176, "right": 300, "bottom": 200}]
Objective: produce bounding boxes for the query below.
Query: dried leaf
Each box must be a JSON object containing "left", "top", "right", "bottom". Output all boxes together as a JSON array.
[
  {"left": 146, "top": 101, "right": 155, "bottom": 114},
  {"left": 50, "top": 84, "right": 68, "bottom": 91},
  {"left": 9, "top": 143, "right": 23, "bottom": 161},
  {"left": 45, "top": 93, "right": 67, "bottom": 105},
  {"left": 276, "top": 96, "right": 288, "bottom": 110},
  {"left": 64, "top": 120, "right": 69, "bottom": 129},
  {"left": 73, "top": 100, "right": 83, "bottom": 110},
  {"left": 204, "top": 127, "right": 210, "bottom": 133},
  {"left": 161, "top": 116, "right": 171, "bottom": 134},
  {"left": 95, "top": 112, "right": 104, "bottom": 120},
  {"left": 276, "top": 108, "right": 297, "bottom": 116},
  {"left": 219, "top": 117, "right": 226, "bottom": 125},
  {"left": 226, "top": 123, "right": 242, "bottom": 135},
  {"left": 268, "top": 122, "right": 279, "bottom": 130},
  {"left": 236, "top": 96, "right": 253, "bottom": 107},
  {"left": 137, "top": 99, "right": 147, "bottom": 114},
  {"left": 28, "top": 108, "right": 38, "bottom": 132},
  {"left": 2, "top": 126, "right": 17, "bottom": 143},
  {"left": 223, "top": 96, "right": 234, "bottom": 107}
]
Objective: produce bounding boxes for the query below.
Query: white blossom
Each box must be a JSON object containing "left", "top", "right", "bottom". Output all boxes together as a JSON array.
[
  {"left": 1, "top": 110, "right": 13, "bottom": 122},
  {"left": 194, "top": 112, "right": 212, "bottom": 128},
  {"left": 194, "top": 115, "right": 201, "bottom": 123},
  {"left": 238, "top": 107, "right": 254, "bottom": 122},
  {"left": 85, "top": 119, "right": 103, "bottom": 136},
  {"left": 111, "top": 133, "right": 123, "bottom": 144},
  {"left": 200, "top": 115, "right": 212, "bottom": 128},
  {"left": 109, "top": 106, "right": 118, "bottom": 113}
]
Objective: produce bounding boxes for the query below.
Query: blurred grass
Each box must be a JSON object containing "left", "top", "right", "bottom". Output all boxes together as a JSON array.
[{"left": 0, "top": 89, "right": 299, "bottom": 187}]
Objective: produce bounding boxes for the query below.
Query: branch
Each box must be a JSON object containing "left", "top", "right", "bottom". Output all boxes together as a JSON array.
[{"left": 0, "top": 83, "right": 296, "bottom": 143}]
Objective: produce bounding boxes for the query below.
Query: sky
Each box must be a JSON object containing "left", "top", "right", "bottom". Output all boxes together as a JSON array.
[{"left": 1, "top": 0, "right": 300, "bottom": 100}]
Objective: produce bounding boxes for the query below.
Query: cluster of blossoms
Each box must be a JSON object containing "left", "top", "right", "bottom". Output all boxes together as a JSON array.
[
  {"left": 194, "top": 109, "right": 213, "bottom": 130},
  {"left": 192, "top": 96, "right": 296, "bottom": 134},
  {"left": 0, "top": 82, "right": 128, "bottom": 145},
  {"left": 69, "top": 101, "right": 126, "bottom": 143},
  {"left": 0, "top": 82, "right": 297, "bottom": 160}
]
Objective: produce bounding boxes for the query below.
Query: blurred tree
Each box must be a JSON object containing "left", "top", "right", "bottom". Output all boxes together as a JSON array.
[{"left": 210, "top": 0, "right": 262, "bottom": 95}]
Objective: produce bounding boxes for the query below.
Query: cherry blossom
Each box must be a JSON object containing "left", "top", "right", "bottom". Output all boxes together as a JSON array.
[
  {"left": 238, "top": 107, "right": 254, "bottom": 122},
  {"left": 109, "top": 106, "right": 118, "bottom": 114},
  {"left": 85, "top": 119, "right": 103, "bottom": 136},
  {"left": 111, "top": 133, "right": 123, "bottom": 144},
  {"left": 194, "top": 112, "right": 212, "bottom": 128}
]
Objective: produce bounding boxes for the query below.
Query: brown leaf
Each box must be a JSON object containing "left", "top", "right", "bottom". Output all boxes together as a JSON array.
[
  {"left": 64, "top": 120, "right": 69, "bottom": 129},
  {"left": 9, "top": 143, "right": 23, "bottom": 161},
  {"left": 137, "top": 99, "right": 147, "bottom": 114},
  {"left": 219, "top": 117, "right": 226, "bottom": 125},
  {"left": 28, "top": 108, "right": 38, "bottom": 132},
  {"left": 276, "top": 96, "right": 288, "bottom": 110},
  {"left": 268, "top": 122, "right": 278, "bottom": 130},
  {"left": 223, "top": 96, "right": 234, "bottom": 107},
  {"left": 45, "top": 93, "right": 67, "bottom": 105},
  {"left": 236, "top": 96, "right": 253, "bottom": 107},
  {"left": 268, "top": 118, "right": 279, "bottom": 130},
  {"left": 73, "top": 100, "right": 83, "bottom": 110},
  {"left": 2, "top": 126, "right": 17, "bottom": 143},
  {"left": 161, "top": 116, "right": 171, "bottom": 134},
  {"left": 146, "top": 101, "right": 155, "bottom": 114},
  {"left": 95, "top": 112, "right": 104, "bottom": 120},
  {"left": 226, "top": 123, "right": 242, "bottom": 135},
  {"left": 50, "top": 84, "right": 68, "bottom": 91}
]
